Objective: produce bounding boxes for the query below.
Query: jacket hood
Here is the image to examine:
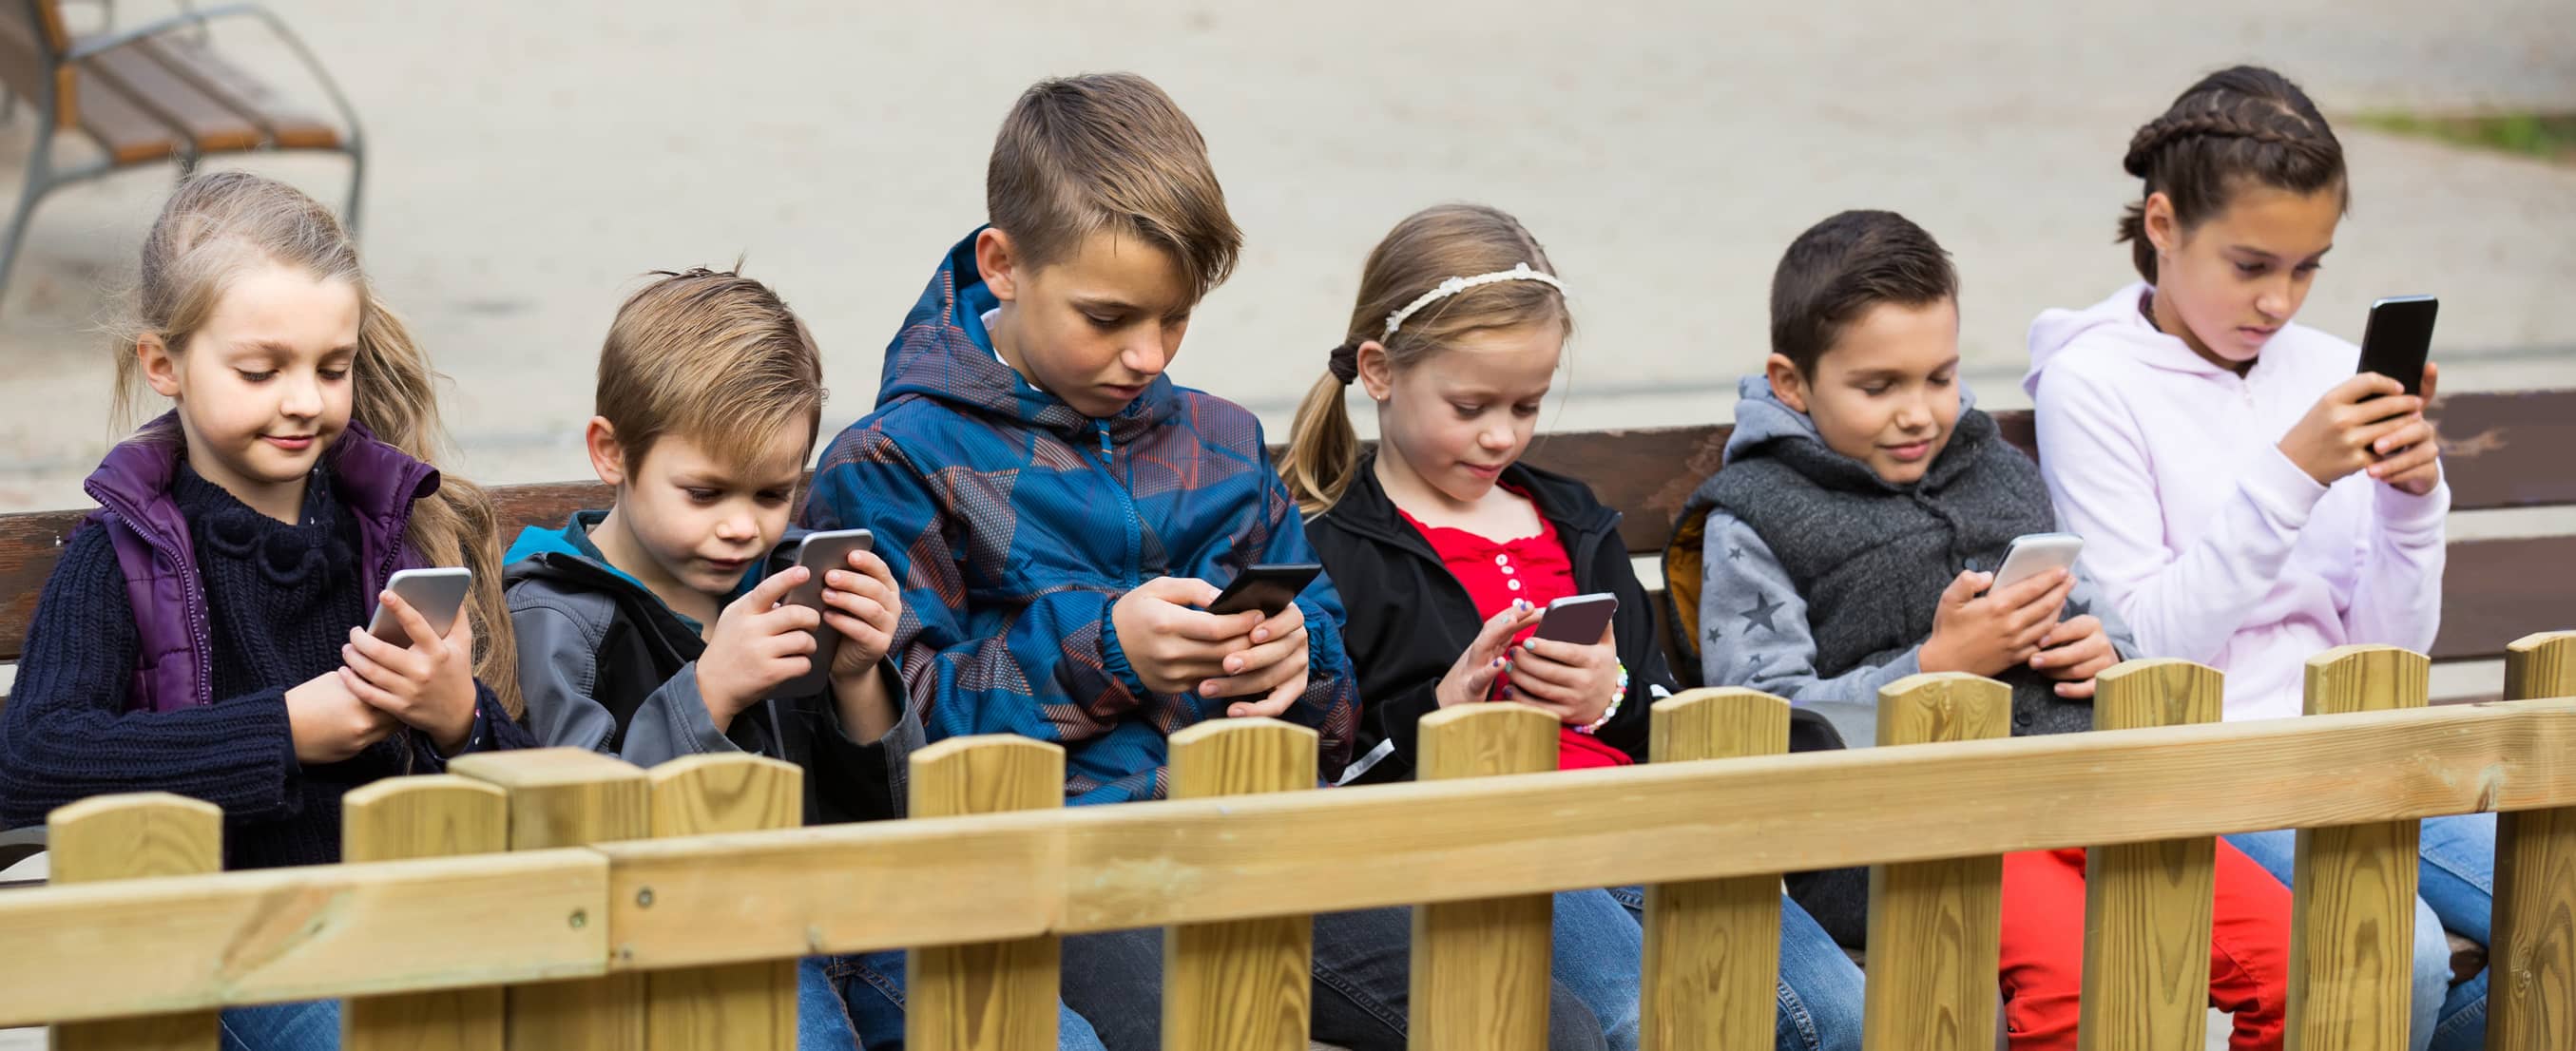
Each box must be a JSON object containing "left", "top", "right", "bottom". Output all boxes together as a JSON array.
[
  {"left": 2023, "top": 281, "right": 2234, "bottom": 396},
  {"left": 875, "top": 228, "right": 1179, "bottom": 447},
  {"left": 1723, "top": 373, "right": 1985, "bottom": 465}
]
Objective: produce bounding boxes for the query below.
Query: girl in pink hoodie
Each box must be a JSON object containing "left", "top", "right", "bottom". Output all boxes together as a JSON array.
[{"left": 2023, "top": 66, "right": 2480, "bottom": 1050}]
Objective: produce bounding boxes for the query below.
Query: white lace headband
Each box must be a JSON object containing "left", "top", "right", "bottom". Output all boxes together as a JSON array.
[{"left": 1382, "top": 262, "right": 1567, "bottom": 339}]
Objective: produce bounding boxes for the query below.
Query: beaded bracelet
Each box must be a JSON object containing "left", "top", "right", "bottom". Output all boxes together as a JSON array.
[{"left": 1572, "top": 661, "right": 1629, "bottom": 736}]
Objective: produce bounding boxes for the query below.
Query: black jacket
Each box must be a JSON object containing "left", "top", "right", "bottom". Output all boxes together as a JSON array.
[{"left": 1304, "top": 454, "right": 1668, "bottom": 784}]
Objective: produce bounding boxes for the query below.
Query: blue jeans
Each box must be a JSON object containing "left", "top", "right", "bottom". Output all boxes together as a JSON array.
[
  {"left": 2225, "top": 812, "right": 2493, "bottom": 1051},
  {"left": 216, "top": 957, "right": 862, "bottom": 1051},
  {"left": 836, "top": 905, "right": 1614, "bottom": 1051},
  {"left": 1610, "top": 886, "right": 1865, "bottom": 1051}
]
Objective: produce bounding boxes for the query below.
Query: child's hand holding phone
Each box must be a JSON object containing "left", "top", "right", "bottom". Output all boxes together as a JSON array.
[
  {"left": 2278, "top": 373, "right": 2428, "bottom": 487},
  {"left": 2370, "top": 363, "right": 2442, "bottom": 496},
  {"left": 1920, "top": 567, "right": 2072, "bottom": 678},
  {"left": 339, "top": 589, "right": 481, "bottom": 754},
  {"left": 1435, "top": 601, "right": 1544, "bottom": 709},
  {"left": 2029, "top": 615, "right": 2118, "bottom": 698},
  {"left": 1504, "top": 624, "right": 1620, "bottom": 727},
  {"left": 817, "top": 547, "right": 903, "bottom": 682},
  {"left": 697, "top": 567, "right": 824, "bottom": 729},
  {"left": 285, "top": 666, "right": 399, "bottom": 763},
  {"left": 1109, "top": 577, "right": 1265, "bottom": 696}
]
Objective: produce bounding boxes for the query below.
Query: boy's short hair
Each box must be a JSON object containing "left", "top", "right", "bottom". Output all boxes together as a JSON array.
[
  {"left": 987, "top": 72, "right": 1242, "bottom": 303},
  {"left": 1769, "top": 210, "right": 1958, "bottom": 375},
  {"left": 596, "top": 267, "right": 823, "bottom": 470}
]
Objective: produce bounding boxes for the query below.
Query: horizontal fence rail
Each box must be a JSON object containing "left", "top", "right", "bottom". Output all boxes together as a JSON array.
[{"left": 0, "top": 636, "right": 2569, "bottom": 1049}]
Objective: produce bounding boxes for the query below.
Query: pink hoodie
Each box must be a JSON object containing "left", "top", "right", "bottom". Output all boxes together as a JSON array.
[{"left": 2023, "top": 282, "right": 2448, "bottom": 722}]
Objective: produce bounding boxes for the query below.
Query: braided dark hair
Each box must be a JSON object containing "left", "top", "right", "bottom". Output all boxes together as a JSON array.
[{"left": 2116, "top": 66, "right": 2348, "bottom": 283}]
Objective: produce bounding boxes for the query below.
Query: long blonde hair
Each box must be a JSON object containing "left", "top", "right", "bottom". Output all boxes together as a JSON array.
[
  {"left": 113, "top": 171, "right": 524, "bottom": 717},
  {"left": 1279, "top": 203, "right": 1569, "bottom": 517}
]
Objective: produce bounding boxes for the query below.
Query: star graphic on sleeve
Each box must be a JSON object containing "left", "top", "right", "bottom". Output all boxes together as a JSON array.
[
  {"left": 2067, "top": 597, "right": 2091, "bottom": 620},
  {"left": 1740, "top": 592, "right": 1785, "bottom": 635},
  {"left": 1726, "top": 545, "right": 1745, "bottom": 562},
  {"left": 1704, "top": 622, "right": 1724, "bottom": 647}
]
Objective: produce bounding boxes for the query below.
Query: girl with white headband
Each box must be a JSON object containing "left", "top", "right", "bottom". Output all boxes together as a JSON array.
[{"left": 1282, "top": 203, "right": 1866, "bottom": 1051}]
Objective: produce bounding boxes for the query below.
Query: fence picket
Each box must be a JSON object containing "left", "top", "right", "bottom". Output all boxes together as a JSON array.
[
  {"left": 1861, "top": 673, "right": 2008, "bottom": 1051},
  {"left": 907, "top": 736, "right": 1066, "bottom": 1051},
  {"left": 451, "top": 747, "right": 650, "bottom": 1050},
  {"left": 2285, "top": 645, "right": 2426, "bottom": 1051},
  {"left": 1410, "top": 702, "right": 1559, "bottom": 1051},
  {"left": 1162, "top": 717, "right": 1319, "bottom": 1050},
  {"left": 1641, "top": 688, "right": 1790, "bottom": 1051},
  {"left": 48, "top": 793, "right": 222, "bottom": 1051},
  {"left": 341, "top": 775, "right": 510, "bottom": 1051},
  {"left": 2079, "top": 659, "right": 2224, "bottom": 1051},
  {"left": 2489, "top": 632, "right": 2576, "bottom": 1050},
  {"left": 644, "top": 754, "right": 804, "bottom": 1051}
]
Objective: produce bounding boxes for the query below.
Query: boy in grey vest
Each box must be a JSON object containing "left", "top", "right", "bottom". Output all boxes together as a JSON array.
[{"left": 1663, "top": 209, "right": 2134, "bottom": 747}]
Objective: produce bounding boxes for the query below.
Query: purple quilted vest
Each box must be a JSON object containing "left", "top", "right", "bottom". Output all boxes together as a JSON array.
[{"left": 81, "top": 413, "right": 440, "bottom": 712}]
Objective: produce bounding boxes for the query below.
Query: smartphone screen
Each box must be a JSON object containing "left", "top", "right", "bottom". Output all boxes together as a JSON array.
[
  {"left": 1207, "top": 564, "right": 1322, "bottom": 618},
  {"left": 2357, "top": 296, "right": 2437, "bottom": 396}
]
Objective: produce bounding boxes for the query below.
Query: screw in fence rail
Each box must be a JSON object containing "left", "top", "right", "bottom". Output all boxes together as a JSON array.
[
  {"left": 1161, "top": 717, "right": 1320, "bottom": 1051},
  {"left": 449, "top": 747, "right": 651, "bottom": 1051},
  {"left": 340, "top": 774, "right": 510, "bottom": 1051},
  {"left": 2077, "top": 659, "right": 2224, "bottom": 1051},
  {"left": 2284, "top": 645, "right": 2426, "bottom": 1051},
  {"left": 46, "top": 793, "right": 222, "bottom": 1051},
  {"left": 906, "top": 736, "right": 1066, "bottom": 1051},
  {"left": 1410, "top": 702, "right": 1559, "bottom": 1051},
  {"left": 2488, "top": 631, "right": 2576, "bottom": 1050},
  {"left": 1638, "top": 688, "right": 1790, "bottom": 1051},
  {"left": 642, "top": 754, "right": 804, "bottom": 1051},
  {"left": 1860, "top": 673, "right": 2009, "bottom": 1051}
]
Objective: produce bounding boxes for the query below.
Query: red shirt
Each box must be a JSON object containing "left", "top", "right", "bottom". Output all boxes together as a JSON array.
[{"left": 1401, "top": 491, "right": 1633, "bottom": 772}]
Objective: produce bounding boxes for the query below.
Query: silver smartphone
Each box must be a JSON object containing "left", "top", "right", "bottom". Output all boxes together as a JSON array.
[
  {"left": 776, "top": 528, "right": 875, "bottom": 697},
  {"left": 366, "top": 567, "right": 471, "bottom": 646},
  {"left": 1990, "top": 533, "right": 2085, "bottom": 593}
]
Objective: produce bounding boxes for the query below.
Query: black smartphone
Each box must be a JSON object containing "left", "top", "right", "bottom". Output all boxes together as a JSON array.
[
  {"left": 777, "top": 528, "right": 875, "bottom": 697},
  {"left": 2356, "top": 295, "right": 2437, "bottom": 396},
  {"left": 1533, "top": 593, "right": 1619, "bottom": 645},
  {"left": 1205, "top": 564, "right": 1322, "bottom": 618}
]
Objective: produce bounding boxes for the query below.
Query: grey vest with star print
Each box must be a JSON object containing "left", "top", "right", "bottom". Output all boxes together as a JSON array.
[{"left": 1693, "top": 407, "right": 2092, "bottom": 736}]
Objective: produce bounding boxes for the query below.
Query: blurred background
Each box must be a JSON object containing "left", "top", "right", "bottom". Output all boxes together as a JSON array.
[{"left": 0, "top": 0, "right": 2569, "bottom": 512}]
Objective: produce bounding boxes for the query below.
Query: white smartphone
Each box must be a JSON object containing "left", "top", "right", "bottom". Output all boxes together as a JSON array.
[
  {"left": 1990, "top": 533, "right": 2084, "bottom": 593},
  {"left": 1533, "top": 593, "right": 1619, "bottom": 645},
  {"left": 366, "top": 567, "right": 471, "bottom": 646},
  {"left": 777, "top": 528, "right": 875, "bottom": 697}
]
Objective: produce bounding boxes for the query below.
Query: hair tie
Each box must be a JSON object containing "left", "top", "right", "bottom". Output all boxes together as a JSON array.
[{"left": 1328, "top": 340, "right": 1360, "bottom": 385}]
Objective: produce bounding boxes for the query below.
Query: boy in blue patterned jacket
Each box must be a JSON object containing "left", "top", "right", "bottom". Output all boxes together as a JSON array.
[{"left": 803, "top": 74, "right": 1505, "bottom": 1051}]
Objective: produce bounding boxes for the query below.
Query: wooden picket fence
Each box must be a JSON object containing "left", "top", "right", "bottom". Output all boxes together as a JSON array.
[{"left": 3, "top": 634, "right": 2574, "bottom": 1051}]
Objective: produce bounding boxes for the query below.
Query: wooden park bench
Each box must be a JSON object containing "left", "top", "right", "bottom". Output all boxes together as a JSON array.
[{"left": 0, "top": 0, "right": 363, "bottom": 297}]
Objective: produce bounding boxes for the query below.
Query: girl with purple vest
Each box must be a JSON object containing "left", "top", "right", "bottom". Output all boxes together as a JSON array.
[{"left": 0, "top": 172, "right": 534, "bottom": 1048}]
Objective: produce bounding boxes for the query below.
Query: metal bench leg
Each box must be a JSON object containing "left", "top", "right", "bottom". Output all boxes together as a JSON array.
[{"left": 0, "top": 132, "right": 62, "bottom": 306}]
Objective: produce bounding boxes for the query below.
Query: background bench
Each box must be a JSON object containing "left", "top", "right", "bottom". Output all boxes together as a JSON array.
[{"left": 3, "top": 388, "right": 2570, "bottom": 698}]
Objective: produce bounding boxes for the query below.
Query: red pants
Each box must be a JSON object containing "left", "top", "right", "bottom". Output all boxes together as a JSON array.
[{"left": 1999, "top": 843, "right": 2289, "bottom": 1050}]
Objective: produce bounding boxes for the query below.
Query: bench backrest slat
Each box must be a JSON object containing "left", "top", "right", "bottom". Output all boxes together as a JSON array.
[{"left": 2, "top": 390, "right": 2568, "bottom": 666}]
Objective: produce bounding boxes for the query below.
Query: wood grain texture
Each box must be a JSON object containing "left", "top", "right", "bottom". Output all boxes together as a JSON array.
[
  {"left": 2079, "top": 660, "right": 2223, "bottom": 1051},
  {"left": 1862, "top": 674, "right": 2008, "bottom": 1051},
  {"left": 906, "top": 736, "right": 1066, "bottom": 1051},
  {"left": 1410, "top": 704, "right": 1559, "bottom": 1051},
  {"left": 341, "top": 776, "right": 510, "bottom": 1051},
  {"left": 2489, "top": 633, "right": 2576, "bottom": 1050},
  {"left": 593, "top": 694, "right": 2576, "bottom": 970},
  {"left": 0, "top": 850, "right": 606, "bottom": 1029},
  {"left": 2286, "top": 646, "right": 2427, "bottom": 1051},
  {"left": 644, "top": 755, "right": 804, "bottom": 1051},
  {"left": 451, "top": 748, "right": 650, "bottom": 1051},
  {"left": 1641, "top": 689, "right": 1791, "bottom": 1051},
  {"left": 1162, "top": 719, "right": 1319, "bottom": 1051},
  {"left": 48, "top": 793, "right": 221, "bottom": 1051}
]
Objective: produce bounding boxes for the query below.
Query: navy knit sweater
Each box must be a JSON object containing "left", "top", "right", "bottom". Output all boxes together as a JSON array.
[{"left": 0, "top": 467, "right": 530, "bottom": 869}]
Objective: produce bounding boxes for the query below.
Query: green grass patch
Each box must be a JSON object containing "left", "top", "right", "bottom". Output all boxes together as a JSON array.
[{"left": 2354, "top": 110, "right": 2576, "bottom": 162}]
